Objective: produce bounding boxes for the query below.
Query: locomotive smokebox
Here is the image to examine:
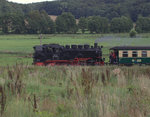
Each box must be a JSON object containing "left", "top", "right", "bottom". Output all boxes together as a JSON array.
[{"left": 94, "top": 43, "right": 98, "bottom": 48}]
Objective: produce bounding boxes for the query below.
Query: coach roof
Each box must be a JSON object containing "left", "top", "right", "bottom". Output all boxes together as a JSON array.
[{"left": 110, "top": 46, "right": 150, "bottom": 50}]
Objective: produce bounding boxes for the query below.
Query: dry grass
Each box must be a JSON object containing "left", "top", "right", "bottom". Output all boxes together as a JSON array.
[
  {"left": 0, "top": 64, "right": 150, "bottom": 117},
  {"left": 49, "top": 15, "right": 79, "bottom": 24}
]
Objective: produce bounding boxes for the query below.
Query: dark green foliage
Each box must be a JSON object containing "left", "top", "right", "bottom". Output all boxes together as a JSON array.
[
  {"left": 0, "top": 13, "right": 25, "bottom": 34},
  {"left": 1, "top": 0, "right": 150, "bottom": 22},
  {"left": 0, "top": 14, "right": 11, "bottom": 33},
  {"left": 0, "top": 0, "right": 27, "bottom": 16},
  {"left": 136, "top": 16, "right": 150, "bottom": 33},
  {"left": 25, "top": 10, "right": 41, "bottom": 34},
  {"left": 25, "top": 10, "right": 55, "bottom": 34},
  {"left": 55, "top": 15, "right": 66, "bottom": 34},
  {"left": 87, "top": 17, "right": 98, "bottom": 34},
  {"left": 87, "top": 16, "right": 109, "bottom": 34},
  {"left": 129, "top": 28, "right": 137, "bottom": 38},
  {"left": 110, "top": 16, "right": 133, "bottom": 33},
  {"left": 1, "top": 0, "right": 150, "bottom": 34},
  {"left": 29, "top": 0, "right": 150, "bottom": 21},
  {"left": 12, "top": 14, "right": 26, "bottom": 34},
  {"left": 78, "top": 17, "right": 87, "bottom": 34},
  {"left": 39, "top": 10, "right": 56, "bottom": 34},
  {"left": 56, "top": 12, "right": 77, "bottom": 34}
]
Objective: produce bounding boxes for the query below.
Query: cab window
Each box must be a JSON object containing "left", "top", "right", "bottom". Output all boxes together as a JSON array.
[
  {"left": 132, "top": 51, "right": 137, "bottom": 57},
  {"left": 142, "top": 51, "right": 147, "bottom": 57},
  {"left": 123, "top": 51, "right": 128, "bottom": 57}
]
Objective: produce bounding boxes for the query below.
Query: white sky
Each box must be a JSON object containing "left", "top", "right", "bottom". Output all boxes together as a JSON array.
[{"left": 7, "top": 0, "right": 54, "bottom": 4}]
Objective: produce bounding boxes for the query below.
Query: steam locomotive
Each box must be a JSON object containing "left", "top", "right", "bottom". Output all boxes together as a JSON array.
[
  {"left": 33, "top": 43, "right": 150, "bottom": 66},
  {"left": 33, "top": 43, "right": 104, "bottom": 66}
]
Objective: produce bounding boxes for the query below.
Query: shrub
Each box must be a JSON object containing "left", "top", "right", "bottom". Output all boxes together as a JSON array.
[{"left": 129, "top": 28, "right": 137, "bottom": 38}]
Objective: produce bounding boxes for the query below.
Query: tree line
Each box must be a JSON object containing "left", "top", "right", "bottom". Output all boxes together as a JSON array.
[
  {"left": 0, "top": 11, "right": 150, "bottom": 34},
  {"left": 1, "top": 0, "right": 150, "bottom": 22},
  {"left": 1, "top": 0, "right": 150, "bottom": 23}
]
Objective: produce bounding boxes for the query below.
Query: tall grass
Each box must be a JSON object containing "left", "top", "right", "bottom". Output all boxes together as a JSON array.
[{"left": 0, "top": 64, "right": 150, "bottom": 117}]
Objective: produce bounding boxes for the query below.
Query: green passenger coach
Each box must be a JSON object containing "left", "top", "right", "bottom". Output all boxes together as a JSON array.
[{"left": 110, "top": 46, "right": 150, "bottom": 65}]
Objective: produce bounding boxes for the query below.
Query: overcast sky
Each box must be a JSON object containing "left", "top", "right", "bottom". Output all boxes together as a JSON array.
[{"left": 7, "top": 0, "right": 54, "bottom": 4}]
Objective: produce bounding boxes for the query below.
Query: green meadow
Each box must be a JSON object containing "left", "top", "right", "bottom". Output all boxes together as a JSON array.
[{"left": 1, "top": 33, "right": 150, "bottom": 65}]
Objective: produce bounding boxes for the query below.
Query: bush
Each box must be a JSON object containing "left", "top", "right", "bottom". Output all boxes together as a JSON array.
[{"left": 129, "top": 28, "right": 137, "bottom": 38}]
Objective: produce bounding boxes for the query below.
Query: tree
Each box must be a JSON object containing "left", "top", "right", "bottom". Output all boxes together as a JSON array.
[
  {"left": 0, "top": 14, "right": 11, "bottom": 33},
  {"left": 39, "top": 10, "right": 55, "bottom": 34},
  {"left": 25, "top": 10, "right": 55, "bottom": 34},
  {"left": 78, "top": 17, "right": 87, "bottom": 33},
  {"left": 87, "top": 16, "right": 98, "bottom": 33},
  {"left": 25, "top": 10, "right": 42, "bottom": 34},
  {"left": 98, "top": 17, "right": 109, "bottom": 33},
  {"left": 110, "top": 16, "right": 133, "bottom": 33},
  {"left": 136, "top": 16, "right": 150, "bottom": 33},
  {"left": 87, "top": 16, "right": 109, "bottom": 33},
  {"left": 55, "top": 15, "right": 66, "bottom": 33},
  {"left": 0, "top": 13, "right": 25, "bottom": 34},
  {"left": 55, "top": 12, "right": 77, "bottom": 33},
  {"left": 12, "top": 14, "right": 25, "bottom": 34}
]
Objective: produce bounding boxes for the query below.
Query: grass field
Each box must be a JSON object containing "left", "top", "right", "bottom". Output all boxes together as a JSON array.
[
  {"left": 1, "top": 33, "right": 150, "bottom": 65},
  {"left": 0, "top": 34, "right": 150, "bottom": 117},
  {"left": 0, "top": 34, "right": 100, "bottom": 65}
]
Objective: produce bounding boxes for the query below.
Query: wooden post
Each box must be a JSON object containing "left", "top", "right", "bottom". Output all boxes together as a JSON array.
[{"left": 40, "top": 34, "right": 42, "bottom": 45}]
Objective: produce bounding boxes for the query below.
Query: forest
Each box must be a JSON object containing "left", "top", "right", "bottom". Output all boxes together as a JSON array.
[
  {"left": 35, "top": 0, "right": 150, "bottom": 21},
  {"left": 1, "top": 0, "right": 150, "bottom": 21}
]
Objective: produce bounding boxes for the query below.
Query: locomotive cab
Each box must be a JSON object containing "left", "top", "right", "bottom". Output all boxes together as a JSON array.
[
  {"left": 33, "top": 45, "right": 45, "bottom": 63},
  {"left": 109, "top": 49, "right": 119, "bottom": 64}
]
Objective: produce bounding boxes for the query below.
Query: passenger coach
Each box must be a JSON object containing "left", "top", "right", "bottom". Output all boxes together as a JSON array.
[{"left": 110, "top": 46, "right": 150, "bottom": 65}]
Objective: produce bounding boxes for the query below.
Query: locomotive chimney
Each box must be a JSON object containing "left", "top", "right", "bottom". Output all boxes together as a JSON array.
[{"left": 94, "top": 43, "right": 98, "bottom": 48}]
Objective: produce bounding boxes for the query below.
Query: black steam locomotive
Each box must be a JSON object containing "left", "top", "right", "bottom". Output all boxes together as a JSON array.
[{"left": 33, "top": 43, "right": 104, "bottom": 66}]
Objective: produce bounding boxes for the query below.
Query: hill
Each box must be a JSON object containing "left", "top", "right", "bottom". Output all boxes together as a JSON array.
[
  {"left": 32, "top": 0, "right": 150, "bottom": 21},
  {"left": 1, "top": 0, "right": 150, "bottom": 21}
]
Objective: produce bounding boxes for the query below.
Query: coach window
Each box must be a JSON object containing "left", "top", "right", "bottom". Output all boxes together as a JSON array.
[
  {"left": 132, "top": 51, "right": 137, "bottom": 57},
  {"left": 123, "top": 51, "right": 128, "bottom": 57},
  {"left": 142, "top": 51, "right": 147, "bottom": 57}
]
